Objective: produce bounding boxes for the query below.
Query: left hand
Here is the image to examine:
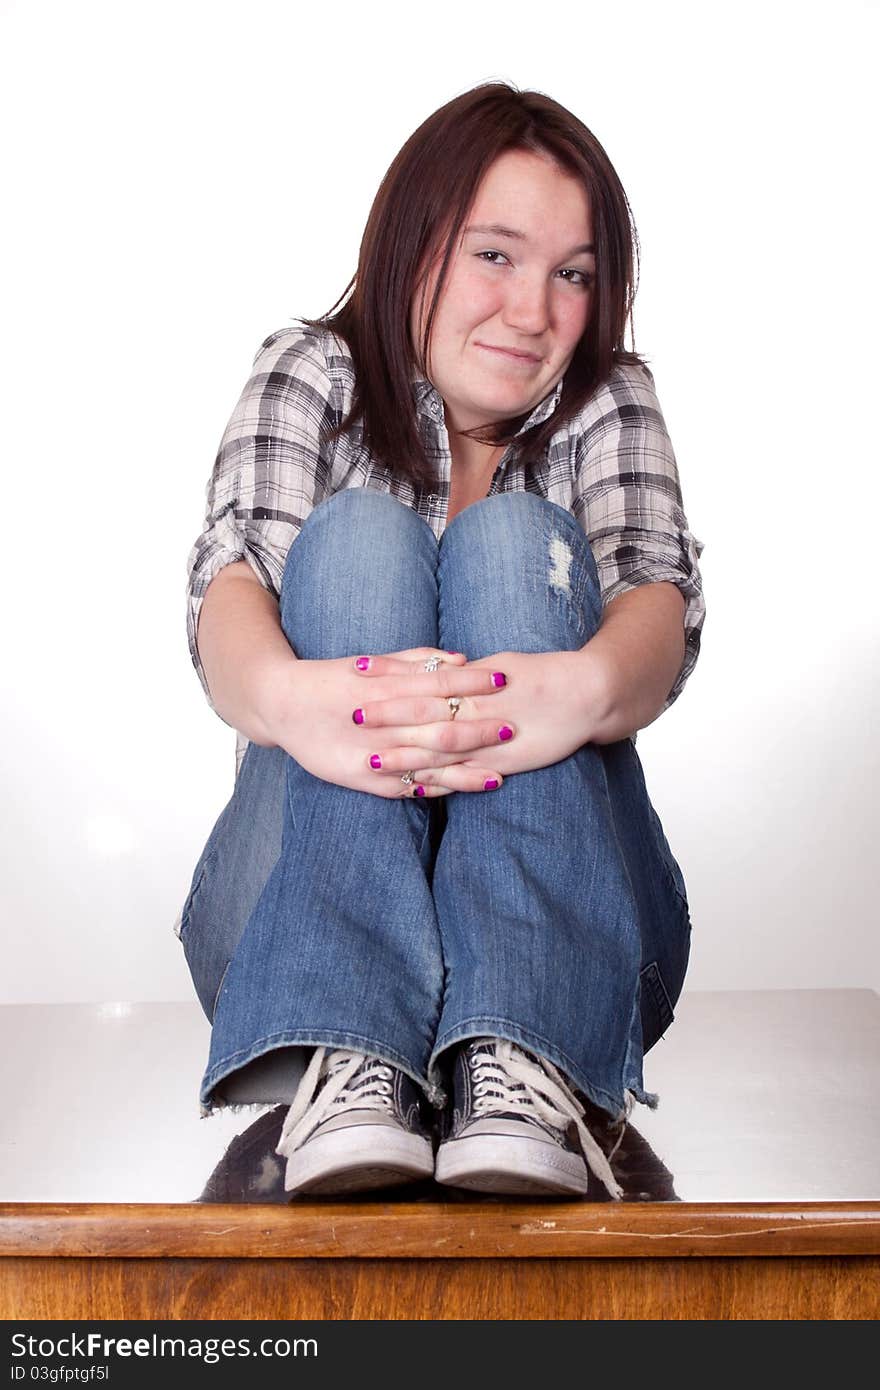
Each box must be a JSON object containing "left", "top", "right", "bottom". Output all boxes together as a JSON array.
[{"left": 352, "top": 648, "right": 611, "bottom": 789}]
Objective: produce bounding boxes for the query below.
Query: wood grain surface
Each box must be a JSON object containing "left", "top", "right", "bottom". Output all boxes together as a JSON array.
[
  {"left": 3, "top": 1254, "right": 877, "bottom": 1320},
  {"left": 2, "top": 1200, "right": 879, "bottom": 1259}
]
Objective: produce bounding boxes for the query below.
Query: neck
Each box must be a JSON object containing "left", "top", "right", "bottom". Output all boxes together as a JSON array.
[{"left": 450, "top": 433, "right": 507, "bottom": 475}]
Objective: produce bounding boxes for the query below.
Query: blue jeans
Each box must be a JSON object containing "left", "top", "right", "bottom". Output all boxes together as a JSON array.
[{"left": 180, "top": 490, "right": 692, "bottom": 1121}]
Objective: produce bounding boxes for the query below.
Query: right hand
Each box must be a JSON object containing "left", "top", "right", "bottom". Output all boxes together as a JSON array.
[{"left": 261, "top": 647, "right": 513, "bottom": 798}]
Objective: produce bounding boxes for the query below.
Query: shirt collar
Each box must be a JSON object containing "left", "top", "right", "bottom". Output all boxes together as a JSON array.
[{"left": 410, "top": 370, "right": 563, "bottom": 439}]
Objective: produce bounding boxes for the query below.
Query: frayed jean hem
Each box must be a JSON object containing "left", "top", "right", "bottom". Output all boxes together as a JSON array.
[
  {"left": 428, "top": 1015, "right": 657, "bottom": 1122},
  {"left": 199, "top": 1026, "right": 447, "bottom": 1117}
]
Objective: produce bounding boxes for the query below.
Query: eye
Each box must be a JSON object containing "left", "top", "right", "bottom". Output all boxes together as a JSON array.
[
  {"left": 558, "top": 268, "right": 595, "bottom": 288},
  {"left": 475, "top": 250, "right": 509, "bottom": 266}
]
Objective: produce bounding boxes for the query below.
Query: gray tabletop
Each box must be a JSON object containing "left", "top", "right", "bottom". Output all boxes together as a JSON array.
[{"left": 2, "top": 989, "right": 877, "bottom": 1204}]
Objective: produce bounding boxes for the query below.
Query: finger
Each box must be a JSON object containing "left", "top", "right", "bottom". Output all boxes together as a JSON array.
[
  {"left": 351, "top": 674, "right": 507, "bottom": 727},
  {"left": 367, "top": 744, "right": 481, "bottom": 773},
  {"left": 395, "top": 646, "right": 467, "bottom": 661},
  {"left": 355, "top": 694, "right": 512, "bottom": 731},
  {"left": 352, "top": 649, "right": 468, "bottom": 674},
  {"left": 363, "top": 721, "right": 515, "bottom": 768},
  {"left": 379, "top": 778, "right": 454, "bottom": 799},
  {"left": 397, "top": 765, "right": 505, "bottom": 796}
]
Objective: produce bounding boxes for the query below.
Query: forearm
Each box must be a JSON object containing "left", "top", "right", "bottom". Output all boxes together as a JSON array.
[
  {"left": 195, "top": 563, "right": 299, "bottom": 746},
  {"left": 580, "top": 582, "right": 687, "bottom": 744}
]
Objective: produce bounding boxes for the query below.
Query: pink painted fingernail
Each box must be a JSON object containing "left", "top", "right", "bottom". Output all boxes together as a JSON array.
[
  {"left": 356, "top": 657, "right": 371, "bottom": 670},
  {"left": 483, "top": 778, "right": 499, "bottom": 790},
  {"left": 369, "top": 755, "right": 382, "bottom": 769},
  {"left": 414, "top": 785, "right": 426, "bottom": 797},
  {"left": 447, "top": 651, "right": 461, "bottom": 656},
  {"left": 352, "top": 708, "right": 365, "bottom": 724},
  {"left": 492, "top": 672, "right": 507, "bottom": 687},
  {"left": 498, "top": 726, "right": 513, "bottom": 741}
]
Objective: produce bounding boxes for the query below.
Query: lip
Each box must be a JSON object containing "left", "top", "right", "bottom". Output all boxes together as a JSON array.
[{"left": 475, "top": 342, "right": 542, "bottom": 364}]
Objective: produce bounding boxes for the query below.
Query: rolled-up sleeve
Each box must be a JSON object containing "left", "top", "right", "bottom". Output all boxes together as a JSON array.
[
  {"left": 185, "top": 327, "right": 337, "bottom": 709},
  {"left": 572, "top": 362, "right": 706, "bottom": 711}
]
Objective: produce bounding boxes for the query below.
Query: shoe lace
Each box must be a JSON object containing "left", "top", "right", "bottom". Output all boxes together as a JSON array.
[
  {"left": 275, "top": 1047, "right": 396, "bottom": 1160},
  {"left": 467, "top": 1039, "right": 624, "bottom": 1200}
]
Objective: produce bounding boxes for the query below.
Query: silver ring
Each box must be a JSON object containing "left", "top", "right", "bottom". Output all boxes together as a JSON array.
[
  {"left": 447, "top": 697, "right": 461, "bottom": 720},
  {"left": 423, "top": 655, "right": 443, "bottom": 672},
  {"left": 400, "top": 770, "right": 415, "bottom": 785}
]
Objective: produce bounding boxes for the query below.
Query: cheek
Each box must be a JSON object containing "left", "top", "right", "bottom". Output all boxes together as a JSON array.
[
  {"left": 449, "top": 269, "right": 502, "bottom": 326},
  {"left": 560, "top": 295, "right": 592, "bottom": 345},
  {"left": 549, "top": 299, "right": 591, "bottom": 364}
]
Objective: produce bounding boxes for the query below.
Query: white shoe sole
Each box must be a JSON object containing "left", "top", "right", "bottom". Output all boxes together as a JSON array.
[
  {"left": 283, "top": 1125, "right": 434, "bottom": 1197},
  {"left": 435, "top": 1133, "right": 589, "bottom": 1196}
]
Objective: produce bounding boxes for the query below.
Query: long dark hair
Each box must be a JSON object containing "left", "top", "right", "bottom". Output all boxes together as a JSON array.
[{"left": 298, "top": 81, "right": 648, "bottom": 491}]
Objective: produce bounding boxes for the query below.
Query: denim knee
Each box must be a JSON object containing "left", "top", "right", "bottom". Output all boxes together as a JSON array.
[
  {"left": 438, "top": 492, "right": 604, "bottom": 651},
  {"left": 276, "top": 488, "right": 442, "bottom": 662},
  {"left": 446, "top": 492, "right": 601, "bottom": 582},
  {"left": 284, "top": 488, "right": 436, "bottom": 584}
]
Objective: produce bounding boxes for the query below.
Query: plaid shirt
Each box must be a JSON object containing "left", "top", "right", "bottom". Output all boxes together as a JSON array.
[{"left": 186, "top": 325, "right": 706, "bottom": 772}]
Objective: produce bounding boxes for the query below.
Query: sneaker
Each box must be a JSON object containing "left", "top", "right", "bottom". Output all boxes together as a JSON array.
[
  {"left": 275, "top": 1046, "right": 435, "bottom": 1196},
  {"left": 434, "top": 1038, "right": 623, "bottom": 1199}
]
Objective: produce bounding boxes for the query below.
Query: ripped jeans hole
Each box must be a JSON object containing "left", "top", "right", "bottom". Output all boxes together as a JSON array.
[{"left": 548, "top": 535, "right": 573, "bottom": 596}]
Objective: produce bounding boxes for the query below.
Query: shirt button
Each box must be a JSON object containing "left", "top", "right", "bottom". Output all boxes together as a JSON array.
[{"left": 427, "top": 493, "right": 438, "bottom": 505}]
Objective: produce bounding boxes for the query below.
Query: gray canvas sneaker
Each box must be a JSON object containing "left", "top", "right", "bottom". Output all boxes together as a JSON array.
[
  {"left": 276, "top": 1046, "right": 435, "bottom": 1196},
  {"left": 434, "top": 1037, "right": 623, "bottom": 1199}
]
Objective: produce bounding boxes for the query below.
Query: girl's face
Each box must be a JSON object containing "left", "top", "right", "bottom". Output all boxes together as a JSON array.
[{"left": 410, "top": 147, "right": 595, "bottom": 436}]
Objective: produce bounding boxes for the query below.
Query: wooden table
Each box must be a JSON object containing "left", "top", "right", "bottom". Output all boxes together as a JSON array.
[{"left": 2, "top": 990, "right": 878, "bottom": 1319}]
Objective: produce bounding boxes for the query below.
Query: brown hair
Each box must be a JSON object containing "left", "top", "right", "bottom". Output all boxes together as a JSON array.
[{"left": 298, "top": 80, "right": 648, "bottom": 491}]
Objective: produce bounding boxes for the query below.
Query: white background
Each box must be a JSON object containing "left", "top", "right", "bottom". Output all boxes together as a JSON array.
[{"left": 2, "top": 0, "right": 877, "bottom": 1004}]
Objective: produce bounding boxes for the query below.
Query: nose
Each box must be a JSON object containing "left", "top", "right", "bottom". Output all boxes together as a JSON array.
[{"left": 501, "top": 274, "right": 551, "bottom": 336}]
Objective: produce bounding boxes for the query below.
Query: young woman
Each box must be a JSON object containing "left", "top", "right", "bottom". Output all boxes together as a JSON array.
[{"left": 178, "top": 81, "right": 706, "bottom": 1202}]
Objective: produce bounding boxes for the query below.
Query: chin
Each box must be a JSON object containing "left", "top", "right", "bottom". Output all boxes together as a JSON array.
[
  {"left": 473, "top": 385, "right": 536, "bottom": 417},
  {"left": 463, "top": 403, "right": 526, "bottom": 428},
  {"left": 496, "top": 394, "right": 538, "bottom": 419}
]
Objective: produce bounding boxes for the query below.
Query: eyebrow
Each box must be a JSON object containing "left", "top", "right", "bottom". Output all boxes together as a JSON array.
[{"left": 463, "top": 222, "right": 595, "bottom": 256}]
